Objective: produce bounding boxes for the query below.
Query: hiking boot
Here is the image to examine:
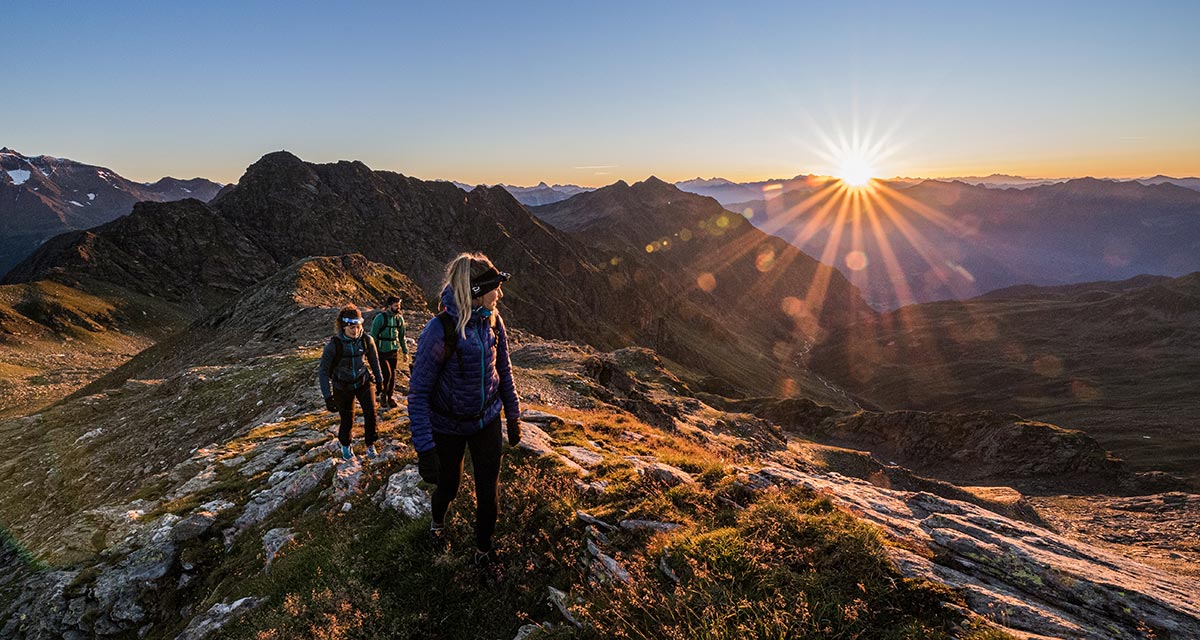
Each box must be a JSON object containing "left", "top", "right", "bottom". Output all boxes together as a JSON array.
[
  {"left": 365, "top": 444, "right": 379, "bottom": 460},
  {"left": 429, "top": 527, "right": 447, "bottom": 554},
  {"left": 474, "top": 548, "right": 503, "bottom": 585},
  {"left": 340, "top": 445, "right": 354, "bottom": 461}
]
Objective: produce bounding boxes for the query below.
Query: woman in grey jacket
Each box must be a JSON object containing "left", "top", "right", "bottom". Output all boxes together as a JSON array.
[{"left": 318, "top": 304, "right": 384, "bottom": 460}]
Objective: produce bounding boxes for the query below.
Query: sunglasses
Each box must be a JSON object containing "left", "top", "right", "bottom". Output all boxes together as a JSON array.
[{"left": 342, "top": 317, "right": 363, "bottom": 325}]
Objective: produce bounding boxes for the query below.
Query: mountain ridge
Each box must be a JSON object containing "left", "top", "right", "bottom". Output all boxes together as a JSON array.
[{"left": 0, "top": 148, "right": 224, "bottom": 276}]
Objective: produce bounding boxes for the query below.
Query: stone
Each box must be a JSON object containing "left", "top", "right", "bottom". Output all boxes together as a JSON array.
[
  {"left": 90, "top": 515, "right": 181, "bottom": 629},
  {"left": 561, "top": 446, "right": 603, "bottom": 468},
  {"left": 517, "top": 423, "right": 556, "bottom": 456},
  {"left": 375, "top": 465, "right": 430, "bottom": 519},
  {"left": 624, "top": 456, "right": 696, "bottom": 486},
  {"left": 520, "top": 409, "right": 565, "bottom": 426},
  {"left": 218, "top": 455, "right": 246, "bottom": 468},
  {"left": 619, "top": 519, "right": 682, "bottom": 534},
  {"left": 575, "top": 510, "right": 617, "bottom": 531},
  {"left": 333, "top": 457, "right": 364, "bottom": 501},
  {"left": 169, "top": 465, "right": 217, "bottom": 500},
  {"left": 228, "top": 459, "right": 334, "bottom": 542},
  {"left": 513, "top": 623, "right": 545, "bottom": 640},
  {"left": 239, "top": 445, "right": 292, "bottom": 477},
  {"left": 547, "top": 586, "right": 581, "bottom": 628},
  {"left": 170, "top": 512, "right": 216, "bottom": 542},
  {"left": 262, "top": 528, "right": 295, "bottom": 573},
  {"left": 175, "top": 597, "right": 261, "bottom": 640},
  {"left": 587, "top": 539, "right": 631, "bottom": 583},
  {"left": 198, "top": 499, "right": 236, "bottom": 514}
]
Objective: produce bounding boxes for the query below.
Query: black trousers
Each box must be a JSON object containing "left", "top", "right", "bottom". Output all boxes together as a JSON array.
[
  {"left": 332, "top": 383, "right": 377, "bottom": 447},
  {"left": 379, "top": 350, "right": 398, "bottom": 400},
  {"left": 432, "top": 418, "right": 503, "bottom": 552}
]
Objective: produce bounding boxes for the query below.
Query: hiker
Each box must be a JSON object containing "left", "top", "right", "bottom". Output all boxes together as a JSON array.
[
  {"left": 370, "top": 295, "right": 408, "bottom": 408},
  {"left": 318, "top": 304, "right": 385, "bottom": 461},
  {"left": 408, "top": 252, "right": 521, "bottom": 575}
]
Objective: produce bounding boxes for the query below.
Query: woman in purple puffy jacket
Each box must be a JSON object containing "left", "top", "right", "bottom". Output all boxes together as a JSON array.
[{"left": 407, "top": 252, "right": 521, "bottom": 576}]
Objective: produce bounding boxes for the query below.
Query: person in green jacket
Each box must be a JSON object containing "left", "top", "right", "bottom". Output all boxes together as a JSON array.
[{"left": 370, "top": 295, "right": 408, "bottom": 408}]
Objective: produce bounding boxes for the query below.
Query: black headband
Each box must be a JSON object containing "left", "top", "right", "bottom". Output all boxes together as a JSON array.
[{"left": 470, "top": 267, "right": 510, "bottom": 297}]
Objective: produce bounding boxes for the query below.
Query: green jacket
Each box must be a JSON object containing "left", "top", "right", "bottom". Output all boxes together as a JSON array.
[{"left": 370, "top": 310, "right": 408, "bottom": 355}]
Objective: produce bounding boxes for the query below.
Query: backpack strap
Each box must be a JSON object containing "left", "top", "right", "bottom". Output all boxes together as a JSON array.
[
  {"left": 332, "top": 337, "right": 344, "bottom": 370},
  {"left": 436, "top": 311, "right": 458, "bottom": 360}
]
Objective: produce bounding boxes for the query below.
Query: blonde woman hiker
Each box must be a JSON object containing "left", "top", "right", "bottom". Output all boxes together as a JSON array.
[
  {"left": 407, "top": 252, "right": 521, "bottom": 580},
  {"left": 370, "top": 295, "right": 408, "bottom": 409},
  {"left": 317, "top": 304, "right": 385, "bottom": 461}
]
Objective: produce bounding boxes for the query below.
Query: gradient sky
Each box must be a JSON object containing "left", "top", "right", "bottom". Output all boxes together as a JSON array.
[{"left": 6, "top": 1, "right": 1199, "bottom": 186}]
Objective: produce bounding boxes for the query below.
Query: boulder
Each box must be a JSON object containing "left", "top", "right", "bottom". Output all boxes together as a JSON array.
[
  {"left": 175, "top": 597, "right": 261, "bottom": 640},
  {"left": 375, "top": 465, "right": 430, "bottom": 519},
  {"left": 261, "top": 528, "right": 295, "bottom": 573},
  {"left": 624, "top": 456, "right": 696, "bottom": 486}
]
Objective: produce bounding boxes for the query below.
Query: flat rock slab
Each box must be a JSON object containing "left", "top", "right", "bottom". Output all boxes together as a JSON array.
[
  {"left": 521, "top": 409, "right": 566, "bottom": 426},
  {"left": 619, "top": 519, "right": 682, "bottom": 534},
  {"left": 625, "top": 456, "right": 696, "bottom": 486},
  {"left": 176, "top": 597, "right": 261, "bottom": 640},
  {"left": 561, "top": 446, "right": 603, "bottom": 468}
]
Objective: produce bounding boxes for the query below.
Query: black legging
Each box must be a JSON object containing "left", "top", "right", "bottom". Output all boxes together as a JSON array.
[
  {"left": 379, "top": 350, "right": 398, "bottom": 400},
  {"left": 332, "top": 383, "right": 377, "bottom": 447},
  {"left": 431, "top": 418, "right": 503, "bottom": 552}
]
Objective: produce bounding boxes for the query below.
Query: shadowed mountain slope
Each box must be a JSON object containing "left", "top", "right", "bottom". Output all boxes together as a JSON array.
[
  {"left": 0, "top": 148, "right": 222, "bottom": 276},
  {"left": 812, "top": 272, "right": 1200, "bottom": 481}
]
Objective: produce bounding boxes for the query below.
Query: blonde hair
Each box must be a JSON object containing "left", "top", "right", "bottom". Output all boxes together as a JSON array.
[{"left": 442, "top": 252, "right": 499, "bottom": 338}]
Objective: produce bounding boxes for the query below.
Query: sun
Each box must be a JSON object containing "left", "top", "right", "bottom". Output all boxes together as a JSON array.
[{"left": 837, "top": 157, "right": 875, "bottom": 187}]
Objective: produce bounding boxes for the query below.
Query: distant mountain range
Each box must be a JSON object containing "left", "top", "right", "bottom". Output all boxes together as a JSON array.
[
  {"left": 737, "top": 177, "right": 1200, "bottom": 308},
  {"left": 494, "top": 173, "right": 1200, "bottom": 210},
  {"left": 670, "top": 174, "right": 1200, "bottom": 207},
  {"left": 0, "top": 148, "right": 223, "bottom": 276}
]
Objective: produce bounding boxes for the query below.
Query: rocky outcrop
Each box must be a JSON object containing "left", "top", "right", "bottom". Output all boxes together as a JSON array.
[
  {"left": 226, "top": 458, "right": 334, "bottom": 544},
  {"left": 751, "top": 467, "right": 1200, "bottom": 639}
]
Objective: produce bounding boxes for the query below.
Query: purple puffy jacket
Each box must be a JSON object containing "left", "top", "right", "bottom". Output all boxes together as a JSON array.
[{"left": 407, "top": 287, "right": 519, "bottom": 452}]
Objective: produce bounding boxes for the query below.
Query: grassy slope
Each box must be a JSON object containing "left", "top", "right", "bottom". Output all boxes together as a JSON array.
[
  {"left": 0, "top": 278, "right": 192, "bottom": 417},
  {"left": 113, "top": 402, "right": 1009, "bottom": 640}
]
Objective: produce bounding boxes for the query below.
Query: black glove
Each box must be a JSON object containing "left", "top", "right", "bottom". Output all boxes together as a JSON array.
[
  {"left": 324, "top": 396, "right": 337, "bottom": 413},
  {"left": 507, "top": 419, "right": 521, "bottom": 446},
  {"left": 417, "top": 449, "right": 440, "bottom": 484}
]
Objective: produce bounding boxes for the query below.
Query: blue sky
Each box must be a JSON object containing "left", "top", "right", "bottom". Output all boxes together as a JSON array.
[{"left": 6, "top": 1, "right": 1199, "bottom": 185}]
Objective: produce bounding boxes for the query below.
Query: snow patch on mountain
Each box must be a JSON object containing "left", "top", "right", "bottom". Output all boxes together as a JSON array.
[{"left": 6, "top": 169, "right": 30, "bottom": 185}]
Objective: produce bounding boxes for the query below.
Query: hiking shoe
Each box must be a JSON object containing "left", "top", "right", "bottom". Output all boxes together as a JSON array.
[
  {"left": 474, "top": 548, "right": 504, "bottom": 585},
  {"left": 387, "top": 396, "right": 400, "bottom": 408},
  {"left": 365, "top": 444, "right": 379, "bottom": 459},
  {"left": 429, "top": 527, "right": 447, "bottom": 554},
  {"left": 340, "top": 445, "right": 354, "bottom": 461}
]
